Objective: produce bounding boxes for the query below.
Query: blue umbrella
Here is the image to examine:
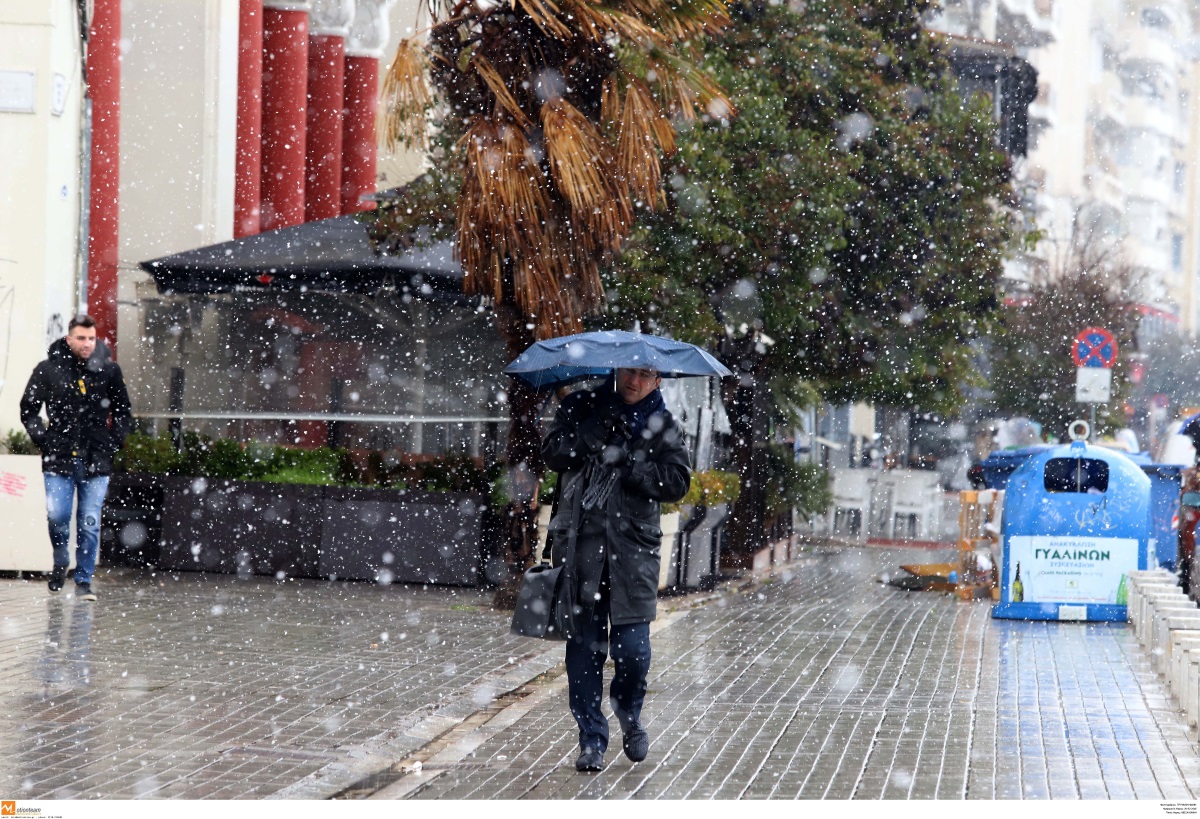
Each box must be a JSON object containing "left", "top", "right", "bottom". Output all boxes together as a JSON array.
[{"left": 504, "top": 330, "right": 732, "bottom": 390}]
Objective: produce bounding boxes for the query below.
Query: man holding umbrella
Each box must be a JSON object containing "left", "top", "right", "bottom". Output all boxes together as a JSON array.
[{"left": 541, "top": 367, "right": 691, "bottom": 772}]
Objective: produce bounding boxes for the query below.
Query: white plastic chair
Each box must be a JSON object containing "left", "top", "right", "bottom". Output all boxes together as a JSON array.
[
  {"left": 884, "top": 470, "right": 942, "bottom": 539},
  {"left": 829, "top": 468, "right": 875, "bottom": 539}
]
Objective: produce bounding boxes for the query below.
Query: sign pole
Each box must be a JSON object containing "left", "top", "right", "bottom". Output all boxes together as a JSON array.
[{"left": 1073, "top": 327, "right": 1118, "bottom": 440}]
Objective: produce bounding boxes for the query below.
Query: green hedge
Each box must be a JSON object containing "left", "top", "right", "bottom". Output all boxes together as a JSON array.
[{"left": 114, "top": 432, "right": 497, "bottom": 495}]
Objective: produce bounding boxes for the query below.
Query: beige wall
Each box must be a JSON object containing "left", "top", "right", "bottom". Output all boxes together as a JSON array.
[
  {"left": 0, "top": 0, "right": 84, "bottom": 436},
  {"left": 117, "top": 0, "right": 239, "bottom": 409}
]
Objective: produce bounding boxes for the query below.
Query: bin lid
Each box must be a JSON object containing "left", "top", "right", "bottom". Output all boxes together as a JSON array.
[{"left": 1004, "top": 441, "right": 1151, "bottom": 541}]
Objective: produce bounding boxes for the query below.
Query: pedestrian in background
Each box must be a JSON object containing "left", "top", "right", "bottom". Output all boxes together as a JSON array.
[
  {"left": 541, "top": 367, "right": 691, "bottom": 772},
  {"left": 20, "top": 314, "right": 131, "bottom": 601}
]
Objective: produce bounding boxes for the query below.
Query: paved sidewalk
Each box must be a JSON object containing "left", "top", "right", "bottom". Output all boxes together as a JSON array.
[{"left": 2, "top": 545, "right": 1198, "bottom": 800}]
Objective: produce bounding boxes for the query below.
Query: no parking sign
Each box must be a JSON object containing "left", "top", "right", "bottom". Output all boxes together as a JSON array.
[{"left": 1074, "top": 327, "right": 1117, "bottom": 403}]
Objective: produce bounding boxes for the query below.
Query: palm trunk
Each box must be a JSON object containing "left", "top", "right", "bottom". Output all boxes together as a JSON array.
[{"left": 491, "top": 303, "right": 545, "bottom": 606}]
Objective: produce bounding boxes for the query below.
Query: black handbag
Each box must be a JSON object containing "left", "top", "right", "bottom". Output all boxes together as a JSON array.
[{"left": 510, "top": 563, "right": 566, "bottom": 640}]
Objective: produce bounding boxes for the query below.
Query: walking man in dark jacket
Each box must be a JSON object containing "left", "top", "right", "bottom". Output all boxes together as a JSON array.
[
  {"left": 20, "top": 315, "right": 131, "bottom": 601},
  {"left": 542, "top": 367, "right": 691, "bottom": 772}
]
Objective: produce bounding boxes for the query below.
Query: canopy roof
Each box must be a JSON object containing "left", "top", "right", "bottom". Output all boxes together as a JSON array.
[{"left": 140, "top": 215, "right": 461, "bottom": 296}]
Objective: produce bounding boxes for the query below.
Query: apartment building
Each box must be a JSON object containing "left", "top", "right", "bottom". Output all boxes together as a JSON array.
[{"left": 930, "top": 0, "right": 1200, "bottom": 336}]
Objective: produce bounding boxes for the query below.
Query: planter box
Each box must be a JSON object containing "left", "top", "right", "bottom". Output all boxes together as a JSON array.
[
  {"left": 101, "top": 472, "right": 167, "bottom": 568},
  {"left": 658, "top": 510, "right": 681, "bottom": 590},
  {"left": 319, "top": 487, "right": 487, "bottom": 586},
  {"left": 0, "top": 454, "right": 52, "bottom": 572},
  {"left": 159, "top": 478, "right": 322, "bottom": 578},
  {"left": 680, "top": 503, "right": 728, "bottom": 589}
]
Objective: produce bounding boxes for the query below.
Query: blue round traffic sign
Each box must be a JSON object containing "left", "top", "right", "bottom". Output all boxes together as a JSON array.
[{"left": 1072, "top": 327, "right": 1117, "bottom": 369}]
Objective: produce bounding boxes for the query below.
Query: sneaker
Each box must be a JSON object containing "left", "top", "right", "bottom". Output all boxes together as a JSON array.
[
  {"left": 622, "top": 725, "right": 649, "bottom": 763},
  {"left": 575, "top": 747, "right": 604, "bottom": 772},
  {"left": 48, "top": 567, "right": 67, "bottom": 593},
  {"left": 76, "top": 583, "right": 97, "bottom": 602}
]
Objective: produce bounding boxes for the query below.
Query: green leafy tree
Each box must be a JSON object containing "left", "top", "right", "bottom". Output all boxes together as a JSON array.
[{"left": 604, "top": 0, "right": 1016, "bottom": 557}]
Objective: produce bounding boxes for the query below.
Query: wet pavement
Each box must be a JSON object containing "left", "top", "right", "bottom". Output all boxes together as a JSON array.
[{"left": 1, "top": 544, "right": 1198, "bottom": 800}]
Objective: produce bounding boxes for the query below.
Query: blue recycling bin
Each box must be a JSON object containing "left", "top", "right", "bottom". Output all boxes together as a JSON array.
[
  {"left": 992, "top": 440, "right": 1151, "bottom": 622},
  {"left": 976, "top": 447, "right": 1181, "bottom": 571}
]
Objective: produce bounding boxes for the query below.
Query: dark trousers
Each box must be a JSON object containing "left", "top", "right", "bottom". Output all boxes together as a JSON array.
[{"left": 565, "top": 591, "right": 651, "bottom": 753}]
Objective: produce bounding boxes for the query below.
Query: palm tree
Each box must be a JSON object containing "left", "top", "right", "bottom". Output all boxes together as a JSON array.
[{"left": 378, "top": 0, "right": 731, "bottom": 572}]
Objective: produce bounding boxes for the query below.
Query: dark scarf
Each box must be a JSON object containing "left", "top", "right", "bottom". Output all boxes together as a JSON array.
[{"left": 597, "top": 375, "right": 666, "bottom": 439}]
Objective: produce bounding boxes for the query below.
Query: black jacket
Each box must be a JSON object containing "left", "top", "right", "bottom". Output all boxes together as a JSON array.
[
  {"left": 542, "top": 385, "right": 691, "bottom": 631},
  {"left": 20, "top": 339, "right": 132, "bottom": 476}
]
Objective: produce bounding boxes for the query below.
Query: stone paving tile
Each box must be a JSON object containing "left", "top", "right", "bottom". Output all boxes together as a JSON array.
[
  {"left": 4, "top": 545, "right": 1200, "bottom": 800},
  {"left": 403, "top": 547, "right": 1200, "bottom": 800},
  {"left": 0, "top": 568, "right": 559, "bottom": 798}
]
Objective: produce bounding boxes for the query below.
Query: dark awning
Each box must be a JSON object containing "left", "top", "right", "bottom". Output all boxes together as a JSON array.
[{"left": 140, "top": 215, "right": 462, "bottom": 296}]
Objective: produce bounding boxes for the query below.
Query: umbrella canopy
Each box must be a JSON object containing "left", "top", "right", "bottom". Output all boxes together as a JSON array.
[
  {"left": 504, "top": 330, "right": 731, "bottom": 390},
  {"left": 140, "top": 215, "right": 461, "bottom": 295}
]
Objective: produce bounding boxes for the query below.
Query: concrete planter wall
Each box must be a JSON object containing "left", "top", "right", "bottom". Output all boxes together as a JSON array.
[
  {"left": 101, "top": 472, "right": 168, "bottom": 568},
  {"left": 319, "top": 487, "right": 486, "bottom": 586},
  {"left": 159, "top": 478, "right": 323, "bottom": 578},
  {"left": 125, "top": 474, "right": 489, "bottom": 586}
]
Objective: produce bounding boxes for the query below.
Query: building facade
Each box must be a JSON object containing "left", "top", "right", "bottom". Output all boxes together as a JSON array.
[
  {"left": 0, "top": 0, "right": 430, "bottom": 437},
  {"left": 929, "top": 0, "right": 1200, "bottom": 335}
]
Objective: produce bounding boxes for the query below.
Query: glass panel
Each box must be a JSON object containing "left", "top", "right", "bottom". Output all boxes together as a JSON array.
[{"left": 1043, "top": 458, "right": 1109, "bottom": 494}]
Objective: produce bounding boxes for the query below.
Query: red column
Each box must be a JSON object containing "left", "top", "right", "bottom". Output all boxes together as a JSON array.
[
  {"left": 260, "top": 4, "right": 309, "bottom": 231},
  {"left": 235, "top": 0, "right": 264, "bottom": 238},
  {"left": 340, "top": 55, "right": 378, "bottom": 215},
  {"left": 305, "top": 34, "right": 346, "bottom": 222},
  {"left": 86, "top": 0, "right": 121, "bottom": 354}
]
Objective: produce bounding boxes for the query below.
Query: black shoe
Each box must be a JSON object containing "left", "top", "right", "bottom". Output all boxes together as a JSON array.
[
  {"left": 76, "top": 583, "right": 96, "bottom": 602},
  {"left": 622, "top": 725, "right": 649, "bottom": 763},
  {"left": 575, "top": 747, "right": 604, "bottom": 772},
  {"left": 48, "top": 567, "right": 67, "bottom": 593}
]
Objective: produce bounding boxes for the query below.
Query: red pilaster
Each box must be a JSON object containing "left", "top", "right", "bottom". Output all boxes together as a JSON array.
[
  {"left": 340, "top": 55, "right": 378, "bottom": 215},
  {"left": 235, "top": 0, "right": 264, "bottom": 238},
  {"left": 86, "top": 0, "right": 121, "bottom": 354},
  {"left": 305, "top": 34, "right": 346, "bottom": 222},
  {"left": 260, "top": 6, "right": 309, "bottom": 231}
]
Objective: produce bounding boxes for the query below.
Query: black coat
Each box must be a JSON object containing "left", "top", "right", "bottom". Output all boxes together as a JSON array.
[
  {"left": 542, "top": 386, "right": 691, "bottom": 631},
  {"left": 20, "top": 339, "right": 132, "bottom": 476}
]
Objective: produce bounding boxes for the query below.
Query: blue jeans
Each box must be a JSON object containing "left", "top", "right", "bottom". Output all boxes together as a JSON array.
[
  {"left": 565, "top": 592, "right": 652, "bottom": 753},
  {"left": 45, "top": 462, "right": 109, "bottom": 586}
]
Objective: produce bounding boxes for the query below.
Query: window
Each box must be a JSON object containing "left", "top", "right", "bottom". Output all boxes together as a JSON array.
[
  {"left": 1173, "top": 234, "right": 1184, "bottom": 271},
  {"left": 1141, "top": 8, "right": 1170, "bottom": 29},
  {"left": 1044, "top": 458, "right": 1109, "bottom": 494}
]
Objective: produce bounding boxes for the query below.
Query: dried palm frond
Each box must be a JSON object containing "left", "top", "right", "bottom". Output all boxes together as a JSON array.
[
  {"left": 473, "top": 55, "right": 534, "bottom": 130},
  {"left": 511, "top": 0, "right": 572, "bottom": 38},
  {"left": 382, "top": 0, "right": 733, "bottom": 341},
  {"left": 646, "top": 48, "right": 732, "bottom": 120},
  {"left": 380, "top": 38, "right": 433, "bottom": 150},
  {"left": 617, "top": 79, "right": 672, "bottom": 208},
  {"left": 616, "top": 0, "right": 729, "bottom": 39},
  {"left": 541, "top": 97, "right": 633, "bottom": 246},
  {"left": 559, "top": 0, "right": 668, "bottom": 47}
]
